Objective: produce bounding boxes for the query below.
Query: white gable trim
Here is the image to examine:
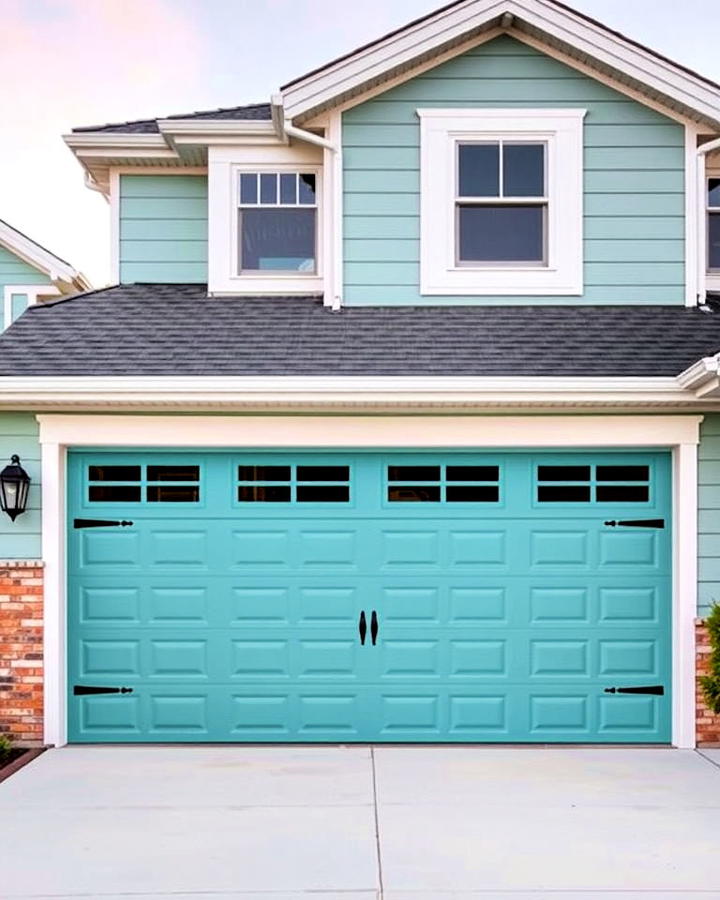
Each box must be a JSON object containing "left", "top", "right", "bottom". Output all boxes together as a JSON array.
[
  {"left": 0, "top": 221, "right": 90, "bottom": 292},
  {"left": 281, "top": 0, "right": 720, "bottom": 128}
]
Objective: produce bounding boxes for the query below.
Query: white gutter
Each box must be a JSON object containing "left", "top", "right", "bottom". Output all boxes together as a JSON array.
[
  {"left": 0, "top": 375, "right": 707, "bottom": 411},
  {"left": 677, "top": 353, "right": 720, "bottom": 397}
]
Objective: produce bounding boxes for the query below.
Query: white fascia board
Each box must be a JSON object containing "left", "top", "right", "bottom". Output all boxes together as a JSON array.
[
  {"left": 0, "top": 221, "right": 91, "bottom": 293},
  {"left": 64, "top": 133, "right": 171, "bottom": 152},
  {"left": 281, "top": 0, "right": 720, "bottom": 126},
  {"left": 0, "top": 375, "right": 704, "bottom": 410},
  {"left": 158, "top": 119, "right": 283, "bottom": 147}
]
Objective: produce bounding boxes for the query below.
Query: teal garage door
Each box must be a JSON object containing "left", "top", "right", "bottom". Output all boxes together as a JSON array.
[{"left": 67, "top": 451, "right": 672, "bottom": 743}]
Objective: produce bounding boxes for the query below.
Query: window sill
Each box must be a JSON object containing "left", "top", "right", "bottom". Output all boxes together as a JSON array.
[
  {"left": 208, "top": 274, "right": 324, "bottom": 296},
  {"left": 421, "top": 268, "right": 582, "bottom": 296}
]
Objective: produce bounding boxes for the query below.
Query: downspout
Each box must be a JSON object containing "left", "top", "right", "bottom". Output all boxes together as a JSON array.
[{"left": 272, "top": 95, "right": 343, "bottom": 310}]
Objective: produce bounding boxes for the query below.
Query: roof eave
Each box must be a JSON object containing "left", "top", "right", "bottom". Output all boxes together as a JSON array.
[
  {"left": 0, "top": 220, "right": 91, "bottom": 294},
  {"left": 0, "top": 374, "right": 711, "bottom": 413}
]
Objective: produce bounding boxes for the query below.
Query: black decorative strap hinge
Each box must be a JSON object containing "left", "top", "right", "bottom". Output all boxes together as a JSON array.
[
  {"left": 604, "top": 685, "right": 664, "bottom": 696},
  {"left": 74, "top": 519, "right": 134, "bottom": 529},
  {"left": 73, "top": 685, "right": 134, "bottom": 695},
  {"left": 604, "top": 519, "right": 665, "bottom": 529}
]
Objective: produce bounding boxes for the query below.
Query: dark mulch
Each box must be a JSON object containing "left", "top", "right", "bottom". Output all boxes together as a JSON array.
[{"left": 0, "top": 747, "right": 46, "bottom": 783}]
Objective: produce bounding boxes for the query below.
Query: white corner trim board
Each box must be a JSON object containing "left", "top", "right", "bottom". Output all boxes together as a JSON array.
[
  {"left": 418, "top": 108, "right": 585, "bottom": 296},
  {"left": 37, "top": 413, "right": 701, "bottom": 748}
]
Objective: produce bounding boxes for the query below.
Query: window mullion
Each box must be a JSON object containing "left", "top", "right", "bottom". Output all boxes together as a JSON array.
[{"left": 498, "top": 139, "right": 504, "bottom": 199}]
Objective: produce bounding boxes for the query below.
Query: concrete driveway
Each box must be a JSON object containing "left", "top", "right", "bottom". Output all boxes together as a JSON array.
[{"left": 1, "top": 747, "right": 720, "bottom": 899}]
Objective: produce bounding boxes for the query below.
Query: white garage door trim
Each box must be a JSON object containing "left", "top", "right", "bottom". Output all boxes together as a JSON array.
[{"left": 38, "top": 413, "right": 702, "bottom": 748}]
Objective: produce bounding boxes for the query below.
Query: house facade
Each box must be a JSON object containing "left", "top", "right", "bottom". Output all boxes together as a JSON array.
[{"left": 2, "top": 0, "right": 720, "bottom": 748}]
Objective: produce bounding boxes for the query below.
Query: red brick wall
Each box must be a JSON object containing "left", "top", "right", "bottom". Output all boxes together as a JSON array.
[
  {"left": 0, "top": 562, "right": 43, "bottom": 747},
  {"left": 697, "top": 619, "right": 720, "bottom": 747}
]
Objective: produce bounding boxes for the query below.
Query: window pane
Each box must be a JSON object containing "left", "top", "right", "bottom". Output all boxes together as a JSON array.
[
  {"left": 458, "top": 205, "right": 544, "bottom": 262},
  {"left": 538, "top": 485, "right": 591, "bottom": 502},
  {"left": 240, "top": 173, "right": 258, "bottom": 204},
  {"left": 503, "top": 144, "right": 545, "bottom": 197},
  {"left": 296, "top": 466, "right": 349, "bottom": 482},
  {"left": 446, "top": 485, "right": 499, "bottom": 502},
  {"left": 709, "top": 178, "right": 720, "bottom": 208},
  {"left": 388, "top": 465, "right": 440, "bottom": 481},
  {"left": 238, "top": 465, "right": 291, "bottom": 482},
  {"left": 297, "top": 485, "right": 349, "bottom": 502},
  {"left": 710, "top": 213, "right": 720, "bottom": 270},
  {"left": 388, "top": 485, "right": 441, "bottom": 502},
  {"left": 458, "top": 144, "right": 499, "bottom": 197},
  {"left": 280, "top": 173, "right": 297, "bottom": 204},
  {"left": 147, "top": 465, "right": 199, "bottom": 482},
  {"left": 596, "top": 485, "right": 649, "bottom": 503},
  {"left": 446, "top": 466, "right": 499, "bottom": 482},
  {"left": 88, "top": 465, "right": 141, "bottom": 482},
  {"left": 147, "top": 485, "right": 200, "bottom": 503},
  {"left": 239, "top": 485, "right": 291, "bottom": 502},
  {"left": 89, "top": 485, "right": 141, "bottom": 502},
  {"left": 240, "top": 208, "right": 316, "bottom": 272},
  {"left": 596, "top": 466, "right": 649, "bottom": 482},
  {"left": 260, "top": 173, "right": 277, "bottom": 205},
  {"left": 299, "top": 173, "right": 316, "bottom": 205},
  {"left": 538, "top": 466, "right": 591, "bottom": 482}
]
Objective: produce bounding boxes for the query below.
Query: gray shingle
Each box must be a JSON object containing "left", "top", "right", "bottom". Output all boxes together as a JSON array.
[
  {"left": 72, "top": 104, "right": 272, "bottom": 134},
  {"left": 2, "top": 283, "right": 720, "bottom": 378}
]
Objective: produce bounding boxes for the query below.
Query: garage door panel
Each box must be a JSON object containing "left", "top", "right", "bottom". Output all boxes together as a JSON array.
[{"left": 68, "top": 450, "right": 671, "bottom": 743}]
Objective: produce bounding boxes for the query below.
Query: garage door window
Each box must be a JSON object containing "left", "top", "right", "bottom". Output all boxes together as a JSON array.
[
  {"left": 237, "top": 464, "right": 350, "bottom": 503},
  {"left": 387, "top": 464, "right": 500, "bottom": 503},
  {"left": 537, "top": 464, "right": 650, "bottom": 503},
  {"left": 87, "top": 464, "right": 200, "bottom": 503}
]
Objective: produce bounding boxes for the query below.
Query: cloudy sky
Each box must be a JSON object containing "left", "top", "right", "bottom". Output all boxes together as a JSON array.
[{"left": 1, "top": 0, "right": 718, "bottom": 287}]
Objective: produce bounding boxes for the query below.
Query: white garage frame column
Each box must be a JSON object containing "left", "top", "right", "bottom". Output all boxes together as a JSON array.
[{"left": 38, "top": 413, "right": 702, "bottom": 748}]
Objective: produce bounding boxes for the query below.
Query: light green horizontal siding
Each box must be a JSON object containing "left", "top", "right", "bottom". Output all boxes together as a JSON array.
[
  {"left": 119, "top": 175, "right": 208, "bottom": 283},
  {"left": 0, "top": 413, "right": 41, "bottom": 560},
  {"left": 345, "top": 239, "right": 683, "bottom": 264},
  {"left": 699, "top": 414, "right": 720, "bottom": 616},
  {"left": 343, "top": 35, "right": 686, "bottom": 306}
]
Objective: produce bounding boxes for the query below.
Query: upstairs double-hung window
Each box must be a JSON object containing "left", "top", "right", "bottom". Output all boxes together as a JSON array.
[
  {"left": 419, "top": 108, "right": 585, "bottom": 296},
  {"left": 708, "top": 177, "right": 720, "bottom": 273},
  {"left": 237, "top": 171, "right": 317, "bottom": 274},
  {"left": 457, "top": 141, "right": 547, "bottom": 265}
]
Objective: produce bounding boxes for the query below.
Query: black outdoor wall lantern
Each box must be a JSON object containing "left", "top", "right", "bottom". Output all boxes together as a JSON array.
[{"left": 0, "top": 455, "right": 31, "bottom": 521}]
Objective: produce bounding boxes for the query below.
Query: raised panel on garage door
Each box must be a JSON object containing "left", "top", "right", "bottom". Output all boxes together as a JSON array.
[{"left": 67, "top": 450, "right": 671, "bottom": 743}]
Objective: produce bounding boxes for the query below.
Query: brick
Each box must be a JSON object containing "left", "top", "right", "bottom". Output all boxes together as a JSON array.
[{"left": 0, "top": 562, "right": 43, "bottom": 747}]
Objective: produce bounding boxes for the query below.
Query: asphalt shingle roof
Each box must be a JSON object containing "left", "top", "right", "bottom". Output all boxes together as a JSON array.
[
  {"left": 72, "top": 104, "right": 272, "bottom": 134},
  {"left": 2, "top": 283, "right": 720, "bottom": 378}
]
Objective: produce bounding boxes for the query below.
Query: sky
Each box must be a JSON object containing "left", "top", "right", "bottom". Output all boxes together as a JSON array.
[{"left": 1, "top": 0, "right": 718, "bottom": 287}]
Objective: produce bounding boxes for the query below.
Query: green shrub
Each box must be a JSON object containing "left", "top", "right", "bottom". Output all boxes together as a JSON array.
[
  {"left": 700, "top": 603, "right": 720, "bottom": 714},
  {"left": 0, "top": 734, "right": 12, "bottom": 764}
]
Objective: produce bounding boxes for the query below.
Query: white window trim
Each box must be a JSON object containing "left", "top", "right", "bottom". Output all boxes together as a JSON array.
[
  {"left": 37, "top": 413, "right": 700, "bottom": 749},
  {"left": 208, "top": 150, "right": 324, "bottom": 296},
  {"left": 706, "top": 164, "right": 720, "bottom": 293},
  {"left": 418, "top": 108, "right": 586, "bottom": 296},
  {"left": 2, "top": 284, "right": 60, "bottom": 331}
]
